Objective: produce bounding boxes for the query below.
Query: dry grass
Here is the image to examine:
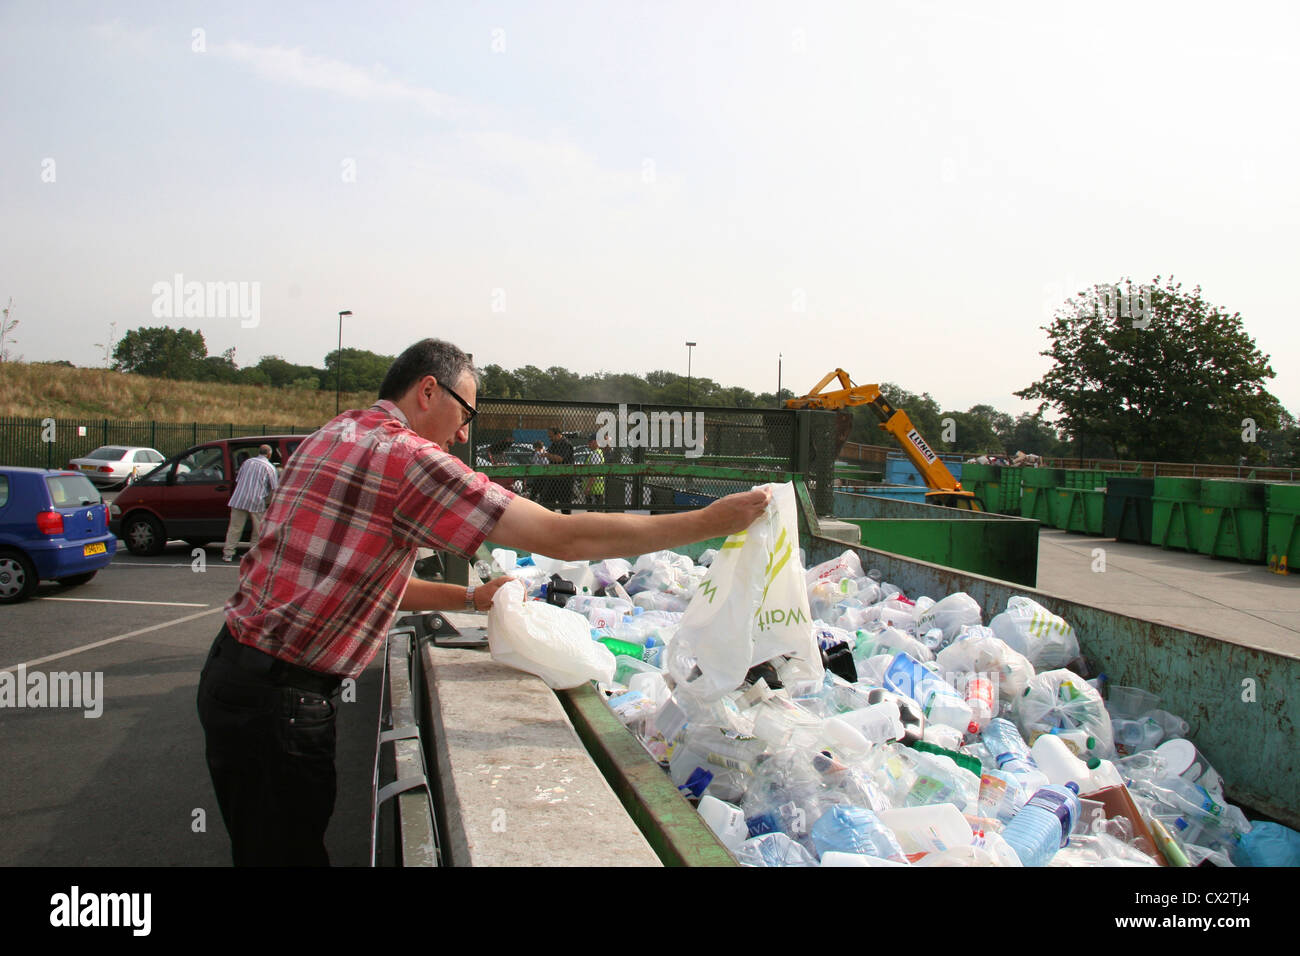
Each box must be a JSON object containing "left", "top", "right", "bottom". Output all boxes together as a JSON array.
[{"left": 0, "top": 361, "right": 375, "bottom": 424}]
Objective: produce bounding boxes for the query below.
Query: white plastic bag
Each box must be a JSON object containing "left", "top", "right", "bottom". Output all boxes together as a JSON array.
[
  {"left": 916, "top": 592, "right": 982, "bottom": 643},
  {"left": 1014, "top": 668, "right": 1115, "bottom": 757},
  {"left": 990, "top": 596, "right": 1080, "bottom": 668},
  {"left": 935, "top": 625, "right": 1035, "bottom": 700},
  {"left": 804, "top": 550, "right": 864, "bottom": 590},
  {"left": 666, "top": 483, "right": 824, "bottom": 701},
  {"left": 487, "top": 580, "right": 615, "bottom": 689}
]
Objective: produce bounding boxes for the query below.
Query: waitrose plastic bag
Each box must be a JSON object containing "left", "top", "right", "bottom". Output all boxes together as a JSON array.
[
  {"left": 487, "top": 580, "right": 616, "bottom": 689},
  {"left": 666, "top": 483, "right": 824, "bottom": 701}
]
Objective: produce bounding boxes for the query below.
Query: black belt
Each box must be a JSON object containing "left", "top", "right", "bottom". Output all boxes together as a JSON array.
[{"left": 215, "top": 625, "right": 342, "bottom": 696}]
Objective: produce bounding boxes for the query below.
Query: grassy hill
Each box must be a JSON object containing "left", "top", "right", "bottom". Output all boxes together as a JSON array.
[{"left": 0, "top": 362, "right": 376, "bottom": 424}]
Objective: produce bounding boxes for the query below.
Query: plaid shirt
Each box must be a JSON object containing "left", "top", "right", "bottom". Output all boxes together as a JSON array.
[{"left": 224, "top": 400, "right": 515, "bottom": 678}]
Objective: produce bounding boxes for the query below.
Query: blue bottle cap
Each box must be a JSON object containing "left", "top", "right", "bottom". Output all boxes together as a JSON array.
[{"left": 1065, "top": 781, "right": 1080, "bottom": 794}]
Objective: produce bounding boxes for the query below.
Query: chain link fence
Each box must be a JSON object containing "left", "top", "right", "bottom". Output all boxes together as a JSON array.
[
  {"left": 0, "top": 417, "right": 319, "bottom": 471},
  {"left": 468, "top": 399, "right": 818, "bottom": 512}
]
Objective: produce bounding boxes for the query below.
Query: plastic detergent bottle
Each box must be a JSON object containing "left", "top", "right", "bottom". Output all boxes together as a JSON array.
[{"left": 1001, "top": 783, "right": 1080, "bottom": 867}]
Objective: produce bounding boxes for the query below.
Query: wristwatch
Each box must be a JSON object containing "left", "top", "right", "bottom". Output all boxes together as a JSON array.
[{"left": 465, "top": 584, "right": 477, "bottom": 611}]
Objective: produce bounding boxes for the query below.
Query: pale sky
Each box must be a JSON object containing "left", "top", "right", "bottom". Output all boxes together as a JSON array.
[{"left": 2, "top": 1, "right": 1297, "bottom": 417}]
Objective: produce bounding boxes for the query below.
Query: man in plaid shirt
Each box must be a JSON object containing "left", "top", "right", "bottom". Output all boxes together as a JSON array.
[{"left": 197, "top": 338, "right": 768, "bottom": 866}]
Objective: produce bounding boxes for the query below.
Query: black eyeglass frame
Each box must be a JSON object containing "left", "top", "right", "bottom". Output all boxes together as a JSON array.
[{"left": 440, "top": 381, "right": 477, "bottom": 425}]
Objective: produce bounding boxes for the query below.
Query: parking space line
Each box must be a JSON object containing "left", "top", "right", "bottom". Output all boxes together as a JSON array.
[
  {"left": 37, "top": 597, "right": 209, "bottom": 607},
  {"left": 1, "top": 606, "right": 225, "bottom": 673}
]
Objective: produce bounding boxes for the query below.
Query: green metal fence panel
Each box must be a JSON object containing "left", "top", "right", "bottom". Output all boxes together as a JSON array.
[{"left": 471, "top": 399, "right": 802, "bottom": 513}]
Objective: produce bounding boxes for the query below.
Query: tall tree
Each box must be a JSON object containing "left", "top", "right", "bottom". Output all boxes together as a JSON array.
[
  {"left": 1017, "top": 276, "right": 1285, "bottom": 463},
  {"left": 112, "top": 326, "right": 207, "bottom": 379}
]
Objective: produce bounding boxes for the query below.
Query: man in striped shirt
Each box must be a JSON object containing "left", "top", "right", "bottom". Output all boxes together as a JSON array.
[
  {"left": 220, "top": 444, "right": 278, "bottom": 563},
  {"left": 197, "top": 338, "right": 768, "bottom": 866}
]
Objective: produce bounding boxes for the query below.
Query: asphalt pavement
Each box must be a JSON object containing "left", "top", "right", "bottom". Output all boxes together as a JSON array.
[{"left": 0, "top": 538, "right": 383, "bottom": 866}]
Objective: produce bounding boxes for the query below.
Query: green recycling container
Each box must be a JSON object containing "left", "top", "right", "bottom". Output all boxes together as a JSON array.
[
  {"left": 1197, "top": 480, "right": 1267, "bottom": 562},
  {"left": 1266, "top": 484, "right": 1300, "bottom": 573},
  {"left": 1020, "top": 468, "right": 1064, "bottom": 523},
  {"left": 1053, "top": 487, "right": 1105, "bottom": 533},
  {"left": 1152, "top": 477, "right": 1202, "bottom": 551},
  {"left": 1104, "top": 477, "right": 1155, "bottom": 543},
  {"left": 961, "top": 463, "right": 1002, "bottom": 513},
  {"left": 998, "top": 468, "right": 1023, "bottom": 514}
]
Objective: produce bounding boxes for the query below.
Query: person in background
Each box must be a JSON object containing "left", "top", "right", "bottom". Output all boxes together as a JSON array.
[
  {"left": 540, "top": 425, "right": 574, "bottom": 512},
  {"left": 583, "top": 435, "right": 606, "bottom": 507},
  {"left": 221, "top": 444, "right": 278, "bottom": 563}
]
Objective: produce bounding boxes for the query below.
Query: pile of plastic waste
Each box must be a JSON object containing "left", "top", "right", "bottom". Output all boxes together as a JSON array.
[{"left": 479, "top": 545, "right": 1299, "bottom": 868}]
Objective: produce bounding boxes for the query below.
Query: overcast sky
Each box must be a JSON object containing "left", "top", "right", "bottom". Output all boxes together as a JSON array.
[{"left": 2, "top": 1, "right": 1296, "bottom": 417}]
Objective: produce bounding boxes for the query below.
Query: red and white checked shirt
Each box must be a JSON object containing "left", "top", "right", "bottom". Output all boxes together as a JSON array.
[{"left": 224, "top": 400, "right": 515, "bottom": 678}]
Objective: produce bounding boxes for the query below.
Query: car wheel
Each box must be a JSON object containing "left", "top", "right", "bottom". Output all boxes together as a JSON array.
[
  {"left": 57, "top": 570, "right": 98, "bottom": 587},
  {"left": 0, "top": 549, "right": 38, "bottom": 604},
  {"left": 123, "top": 513, "right": 166, "bottom": 556}
]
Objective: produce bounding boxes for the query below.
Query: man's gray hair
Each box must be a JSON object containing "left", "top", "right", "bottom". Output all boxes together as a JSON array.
[
  {"left": 378, "top": 339, "right": 480, "bottom": 401},
  {"left": 259, "top": 444, "right": 272, "bottom": 456}
]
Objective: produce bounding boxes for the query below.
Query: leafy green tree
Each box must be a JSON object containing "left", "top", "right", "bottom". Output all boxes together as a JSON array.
[
  {"left": 112, "top": 326, "right": 207, "bottom": 379},
  {"left": 1000, "top": 410, "right": 1063, "bottom": 457},
  {"left": 1017, "top": 276, "right": 1286, "bottom": 463},
  {"left": 257, "top": 355, "right": 322, "bottom": 389},
  {"left": 322, "top": 347, "right": 393, "bottom": 393}
]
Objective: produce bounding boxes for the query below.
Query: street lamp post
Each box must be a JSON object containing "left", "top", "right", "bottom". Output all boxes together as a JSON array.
[
  {"left": 778, "top": 352, "right": 782, "bottom": 402},
  {"left": 336, "top": 310, "right": 352, "bottom": 414},
  {"left": 685, "top": 341, "right": 696, "bottom": 404}
]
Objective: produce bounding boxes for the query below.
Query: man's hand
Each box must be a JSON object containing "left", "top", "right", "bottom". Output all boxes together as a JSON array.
[
  {"left": 473, "top": 575, "right": 515, "bottom": 611},
  {"left": 701, "top": 487, "right": 771, "bottom": 537}
]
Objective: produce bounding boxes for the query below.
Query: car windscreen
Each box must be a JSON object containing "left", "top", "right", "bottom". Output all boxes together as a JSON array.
[
  {"left": 85, "top": 447, "right": 129, "bottom": 461},
  {"left": 47, "top": 475, "right": 103, "bottom": 507}
]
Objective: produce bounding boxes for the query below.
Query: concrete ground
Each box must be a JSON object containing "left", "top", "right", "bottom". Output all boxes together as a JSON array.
[
  {"left": 1034, "top": 528, "right": 1300, "bottom": 657},
  {"left": 0, "top": 539, "right": 383, "bottom": 866}
]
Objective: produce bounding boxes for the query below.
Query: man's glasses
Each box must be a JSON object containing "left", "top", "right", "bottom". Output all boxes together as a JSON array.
[{"left": 441, "top": 382, "right": 477, "bottom": 426}]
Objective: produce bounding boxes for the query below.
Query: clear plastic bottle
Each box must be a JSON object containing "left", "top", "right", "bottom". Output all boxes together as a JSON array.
[
  {"left": 981, "top": 718, "right": 1040, "bottom": 777},
  {"left": 1001, "top": 783, "right": 1080, "bottom": 866},
  {"left": 965, "top": 674, "right": 996, "bottom": 731}
]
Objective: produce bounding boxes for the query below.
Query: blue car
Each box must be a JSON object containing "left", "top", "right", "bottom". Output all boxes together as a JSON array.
[{"left": 0, "top": 467, "right": 116, "bottom": 604}]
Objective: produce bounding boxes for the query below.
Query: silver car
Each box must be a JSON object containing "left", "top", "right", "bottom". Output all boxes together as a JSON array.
[{"left": 66, "top": 446, "right": 167, "bottom": 488}]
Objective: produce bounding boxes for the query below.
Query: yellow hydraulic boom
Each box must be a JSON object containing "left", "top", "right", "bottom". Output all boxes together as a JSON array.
[{"left": 786, "top": 369, "right": 981, "bottom": 510}]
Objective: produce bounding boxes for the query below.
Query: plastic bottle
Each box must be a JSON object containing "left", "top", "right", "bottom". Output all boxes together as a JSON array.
[
  {"left": 981, "top": 718, "right": 1041, "bottom": 777},
  {"left": 965, "top": 674, "right": 996, "bottom": 732},
  {"left": 596, "top": 634, "right": 660, "bottom": 664},
  {"left": 1000, "top": 783, "right": 1081, "bottom": 867},
  {"left": 1113, "top": 717, "right": 1164, "bottom": 754},
  {"left": 878, "top": 803, "right": 973, "bottom": 858},
  {"left": 837, "top": 702, "right": 905, "bottom": 745},
  {"left": 867, "top": 688, "right": 925, "bottom": 744},
  {"left": 1049, "top": 727, "right": 1096, "bottom": 757},
  {"left": 697, "top": 795, "right": 748, "bottom": 850},
  {"left": 567, "top": 594, "right": 633, "bottom": 615},
  {"left": 1031, "top": 732, "right": 1094, "bottom": 788},
  {"left": 811, "top": 805, "right": 909, "bottom": 863}
]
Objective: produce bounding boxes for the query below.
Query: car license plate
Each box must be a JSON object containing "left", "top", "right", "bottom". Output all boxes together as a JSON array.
[
  {"left": 80, "top": 464, "right": 95, "bottom": 471},
  {"left": 83, "top": 543, "right": 106, "bottom": 556}
]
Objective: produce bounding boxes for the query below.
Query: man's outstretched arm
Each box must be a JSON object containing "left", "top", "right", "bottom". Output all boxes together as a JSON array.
[{"left": 489, "top": 487, "right": 770, "bottom": 562}]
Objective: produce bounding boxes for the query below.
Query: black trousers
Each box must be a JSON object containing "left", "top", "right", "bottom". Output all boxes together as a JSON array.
[{"left": 196, "top": 625, "right": 342, "bottom": 866}]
